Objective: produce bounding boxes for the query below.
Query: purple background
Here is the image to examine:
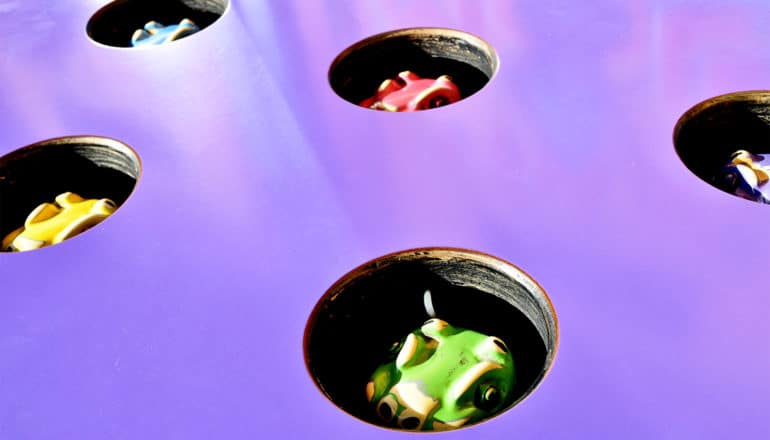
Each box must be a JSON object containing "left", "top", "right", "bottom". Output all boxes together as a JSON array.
[{"left": 2, "top": 0, "right": 770, "bottom": 438}]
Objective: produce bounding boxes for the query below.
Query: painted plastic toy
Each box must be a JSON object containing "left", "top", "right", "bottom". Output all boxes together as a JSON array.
[
  {"left": 2, "top": 192, "right": 116, "bottom": 252},
  {"left": 720, "top": 149, "right": 770, "bottom": 203},
  {"left": 367, "top": 318, "right": 515, "bottom": 431},
  {"left": 131, "top": 19, "right": 200, "bottom": 47},
  {"left": 360, "top": 71, "right": 461, "bottom": 112}
]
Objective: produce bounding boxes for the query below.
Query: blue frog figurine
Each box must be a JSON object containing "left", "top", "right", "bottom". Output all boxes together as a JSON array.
[{"left": 131, "top": 19, "right": 200, "bottom": 47}]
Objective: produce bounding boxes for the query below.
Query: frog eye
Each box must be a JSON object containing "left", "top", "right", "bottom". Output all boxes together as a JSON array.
[
  {"left": 397, "top": 71, "right": 418, "bottom": 83},
  {"left": 397, "top": 408, "right": 424, "bottom": 430},
  {"left": 9, "top": 236, "right": 45, "bottom": 252},
  {"left": 377, "top": 395, "right": 398, "bottom": 422},
  {"left": 421, "top": 318, "right": 448, "bottom": 333},
  {"left": 101, "top": 199, "right": 117, "bottom": 210},
  {"left": 396, "top": 333, "right": 419, "bottom": 368},
  {"left": 428, "top": 96, "right": 449, "bottom": 109},
  {"left": 479, "top": 336, "right": 510, "bottom": 356},
  {"left": 395, "top": 332, "right": 439, "bottom": 368},
  {"left": 393, "top": 75, "right": 408, "bottom": 87},
  {"left": 722, "top": 171, "right": 738, "bottom": 189},
  {"left": 492, "top": 337, "right": 509, "bottom": 354},
  {"left": 474, "top": 384, "right": 501, "bottom": 412}
]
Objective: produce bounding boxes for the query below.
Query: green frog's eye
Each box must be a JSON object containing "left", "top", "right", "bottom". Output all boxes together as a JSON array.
[
  {"left": 421, "top": 318, "right": 449, "bottom": 335},
  {"left": 475, "top": 384, "right": 501, "bottom": 412},
  {"left": 378, "top": 401, "right": 393, "bottom": 421},
  {"left": 401, "top": 417, "right": 420, "bottom": 429},
  {"left": 492, "top": 337, "right": 509, "bottom": 353},
  {"left": 397, "top": 408, "right": 425, "bottom": 430},
  {"left": 377, "top": 395, "right": 398, "bottom": 422},
  {"left": 389, "top": 340, "right": 403, "bottom": 355}
]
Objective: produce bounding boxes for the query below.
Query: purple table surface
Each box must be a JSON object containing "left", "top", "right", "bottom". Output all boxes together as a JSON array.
[{"left": 2, "top": 1, "right": 770, "bottom": 438}]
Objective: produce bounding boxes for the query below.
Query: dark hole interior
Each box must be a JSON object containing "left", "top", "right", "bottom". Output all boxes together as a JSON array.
[
  {"left": 0, "top": 140, "right": 140, "bottom": 246},
  {"left": 305, "top": 259, "right": 549, "bottom": 429},
  {"left": 87, "top": 0, "right": 228, "bottom": 47},
  {"left": 402, "top": 417, "right": 420, "bottom": 429},
  {"left": 675, "top": 95, "right": 770, "bottom": 199},
  {"left": 329, "top": 32, "right": 497, "bottom": 107}
]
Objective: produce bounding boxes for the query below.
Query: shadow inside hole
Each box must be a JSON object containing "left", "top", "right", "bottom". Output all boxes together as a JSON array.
[
  {"left": 305, "top": 261, "right": 547, "bottom": 427},
  {"left": 675, "top": 94, "right": 770, "bottom": 197},
  {"left": 329, "top": 31, "right": 497, "bottom": 106},
  {"left": 0, "top": 141, "right": 139, "bottom": 243},
  {"left": 87, "top": 0, "right": 227, "bottom": 47}
]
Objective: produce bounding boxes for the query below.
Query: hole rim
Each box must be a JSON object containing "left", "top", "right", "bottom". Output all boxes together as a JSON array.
[
  {"left": 673, "top": 89, "right": 770, "bottom": 204},
  {"left": 303, "top": 247, "right": 559, "bottom": 432},
  {"left": 328, "top": 27, "right": 500, "bottom": 112},
  {"left": 0, "top": 135, "right": 142, "bottom": 253},
  {"left": 85, "top": 0, "right": 231, "bottom": 49}
]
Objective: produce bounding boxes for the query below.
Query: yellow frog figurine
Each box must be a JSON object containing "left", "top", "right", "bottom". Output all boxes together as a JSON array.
[{"left": 2, "top": 192, "right": 116, "bottom": 252}]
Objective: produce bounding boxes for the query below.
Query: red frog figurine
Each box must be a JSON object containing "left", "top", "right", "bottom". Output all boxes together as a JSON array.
[{"left": 360, "top": 71, "right": 461, "bottom": 112}]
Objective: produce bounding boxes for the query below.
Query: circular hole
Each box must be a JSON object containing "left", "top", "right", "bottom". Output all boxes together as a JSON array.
[
  {"left": 0, "top": 136, "right": 141, "bottom": 252},
  {"left": 304, "top": 248, "right": 558, "bottom": 432},
  {"left": 86, "top": 0, "right": 229, "bottom": 48},
  {"left": 674, "top": 91, "right": 770, "bottom": 204},
  {"left": 329, "top": 28, "right": 499, "bottom": 112}
]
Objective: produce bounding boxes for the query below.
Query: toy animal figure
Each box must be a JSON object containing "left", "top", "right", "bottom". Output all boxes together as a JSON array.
[
  {"left": 131, "top": 19, "right": 200, "bottom": 47},
  {"left": 721, "top": 149, "right": 770, "bottom": 203},
  {"left": 367, "top": 318, "right": 515, "bottom": 431},
  {"left": 2, "top": 192, "right": 116, "bottom": 252},
  {"left": 360, "top": 71, "right": 461, "bottom": 112}
]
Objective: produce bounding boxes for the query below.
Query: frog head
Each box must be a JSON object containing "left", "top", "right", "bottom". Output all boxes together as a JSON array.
[
  {"left": 131, "top": 19, "right": 200, "bottom": 47},
  {"left": 359, "top": 71, "right": 462, "bottom": 112},
  {"left": 366, "top": 318, "right": 515, "bottom": 431},
  {"left": 721, "top": 149, "right": 770, "bottom": 203},
  {"left": 2, "top": 192, "right": 116, "bottom": 252}
]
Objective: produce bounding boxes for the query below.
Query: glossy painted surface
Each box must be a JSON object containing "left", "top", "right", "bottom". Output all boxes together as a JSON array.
[
  {"left": 360, "top": 72, "right": 462, "bottom": 112},
  {"left": 721, "top": 150, "right": 770, "bottom": 203},
  {"left": 368, "top": 318, "right": 515, "bottom": 431},
  {"left": 131, "top": 19, "right": 201, "bottom": 47},
  {"left": 2, "top": 1, "right": 770, "bottom": 439},
  {"left": 2, "top": 192, "right": 116, "bottom": 252}
]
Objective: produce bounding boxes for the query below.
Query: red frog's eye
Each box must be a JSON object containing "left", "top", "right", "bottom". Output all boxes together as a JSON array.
[
  {"left": 397, "top": 71, "right": 420, "bottom": 82},
  {"left": 429, "top": 96, "right": 449, "bottom": 108},
  {"left": 392, "top": 75, "right": 408, "bottom": 87}
]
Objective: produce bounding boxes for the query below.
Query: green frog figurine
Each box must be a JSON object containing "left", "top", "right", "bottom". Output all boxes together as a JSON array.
[{"left": 367, "top": 317, "right": 515, "bottom": 431}]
